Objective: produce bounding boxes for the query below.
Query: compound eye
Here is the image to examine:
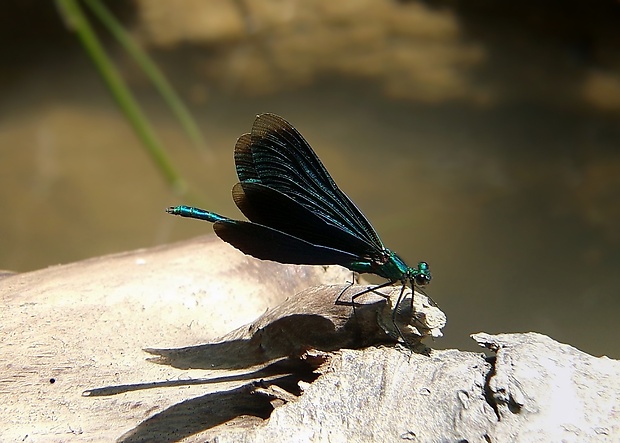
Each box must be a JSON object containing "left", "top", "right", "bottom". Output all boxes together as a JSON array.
[{"left": 415, "top": 274, "right": 431, "bottom": 286}]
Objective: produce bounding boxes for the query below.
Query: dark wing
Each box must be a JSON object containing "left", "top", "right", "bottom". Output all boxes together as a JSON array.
[
  {"left": 213, "top": 219, "right": 361, "bottom": 267},
  {"left": 232, "top": 181, "right": 375, "bottom": 257},
  {"left": 234, "top": 113, "right": 385, "bottom": 254}
]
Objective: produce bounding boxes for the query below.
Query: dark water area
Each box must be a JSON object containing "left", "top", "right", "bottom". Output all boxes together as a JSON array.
[{"left": 0, "top": 2, "right": 618, "bottom": 359}]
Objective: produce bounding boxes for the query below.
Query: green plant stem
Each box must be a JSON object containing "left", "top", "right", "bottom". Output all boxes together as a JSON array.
[
  {"left": 56, "top": 0, "right": 187, "bottom": 194},
  {"left": 83, "top": 0, "right": 209, "bottom": 153}
]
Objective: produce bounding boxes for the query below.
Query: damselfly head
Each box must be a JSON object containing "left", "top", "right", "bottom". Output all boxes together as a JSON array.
[{"left": 412, "top": 261, "right": 432, "bottom": 286}]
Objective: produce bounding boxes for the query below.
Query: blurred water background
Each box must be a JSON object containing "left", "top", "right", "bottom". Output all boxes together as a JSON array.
[{"left": 1, "top": 1, "right": 618, "bottom": 357}]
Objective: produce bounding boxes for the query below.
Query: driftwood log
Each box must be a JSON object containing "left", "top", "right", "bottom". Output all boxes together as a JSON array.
[{"left": 1, "top": 236, "right": 618, "bottom": 442}]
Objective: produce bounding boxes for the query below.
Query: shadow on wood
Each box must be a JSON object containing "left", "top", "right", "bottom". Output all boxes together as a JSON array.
[
  {"left": 143, "top": 284, "right": 445, "bottom": 371},
  {"left": 95, "top": 284, "right": 446, "bottom": 441}
]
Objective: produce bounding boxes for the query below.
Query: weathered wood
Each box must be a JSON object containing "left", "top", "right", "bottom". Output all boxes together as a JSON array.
[
  {"left": 0, "top": 236, "right": 352, "bottom": 442},
  {"left": 143, "top": 284, "right": 445, "bottom": 373},
  {"left": 471, "top": 332, "right": 620, "bottom": 442},
  {"left": 193, "top": 332, "right": 620, "bottom": 443},
  {"left": 1, "top": 236, "right": 618, "bottom": 442}
]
